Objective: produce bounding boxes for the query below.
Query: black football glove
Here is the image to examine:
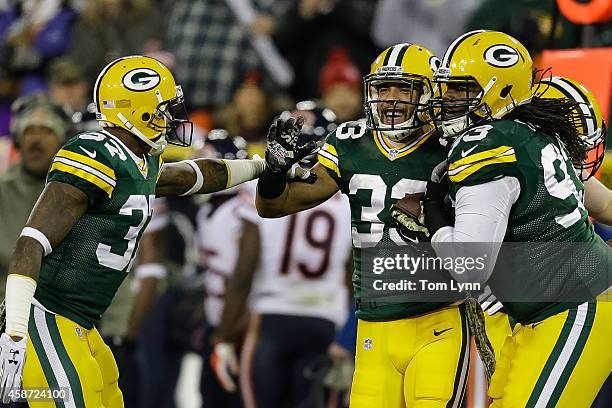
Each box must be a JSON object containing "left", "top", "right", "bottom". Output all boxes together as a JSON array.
[
  {"left": 422, "top": 175, "right": 453, "bottom": 236},
  {"left": 265, "top": 116, "right": 321, "bottom": 173}
]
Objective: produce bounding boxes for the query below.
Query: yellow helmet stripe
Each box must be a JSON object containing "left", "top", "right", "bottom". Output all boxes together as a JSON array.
[
  {"left": 547, "top": 77, "right": 597, "bottom": 135},
  {"left": 387, "top": 44, "right": 411, "bottom": 67}
]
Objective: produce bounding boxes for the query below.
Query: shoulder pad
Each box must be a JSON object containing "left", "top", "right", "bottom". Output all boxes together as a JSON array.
[{"left": 49, "top": 132, "right": 119, "bottom": 200}]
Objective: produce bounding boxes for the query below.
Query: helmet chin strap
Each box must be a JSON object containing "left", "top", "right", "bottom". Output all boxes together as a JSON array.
[{"left": 116, "top": 112, "right": 167, "bottom": 156}]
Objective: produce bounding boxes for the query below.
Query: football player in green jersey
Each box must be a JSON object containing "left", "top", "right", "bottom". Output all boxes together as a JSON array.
[
  {"left": 257, "top": 44, "right": 470, "bottom": 408},
  {"left": 416, "top": 30, "right": 611, "bottom": 407},
  {"left": 0, "top": 55, "right": 267, "bottom": 407},
  {"left": 535, "top": 75, "right": 611, "bottom": 225}
]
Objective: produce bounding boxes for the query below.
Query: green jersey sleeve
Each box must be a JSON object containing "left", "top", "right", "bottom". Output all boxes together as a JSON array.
[
  {"left": 447, "top": 123, "right": 519, "bottom": 189},
  {"left": 47, "top": 132, "right": 118, "bottom": 205}
]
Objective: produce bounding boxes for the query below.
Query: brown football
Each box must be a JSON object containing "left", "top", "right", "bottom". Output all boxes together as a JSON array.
[{"left": 394, "top": 192, "right": 424, "bottom": 221}]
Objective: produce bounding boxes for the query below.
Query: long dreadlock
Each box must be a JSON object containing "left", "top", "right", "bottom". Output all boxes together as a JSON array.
[{"left": 505, "top": 95, "right": 586, "bottom": 165}]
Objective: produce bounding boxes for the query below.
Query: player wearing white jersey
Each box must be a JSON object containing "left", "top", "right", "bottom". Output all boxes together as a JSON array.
[
  {"left": 212, "top": 106, "right": 353, "bottom": 408},
  {"left": 241, "top": 191, "right": 351, "bottom": 327},
  {"left": 195, "top": 130, "right": 250, "bottom": 408}
]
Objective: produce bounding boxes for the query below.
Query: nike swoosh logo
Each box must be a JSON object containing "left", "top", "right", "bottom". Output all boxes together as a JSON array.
[
  {"left": 461, "top": 145, "right": 478, "bottom": 157},
  {"left": 433, "top": 328, "right": 452, "bottom": 336},
  {"left": 406, "top": 237, "right": 419, "bottom": 243},
  {"left": 531, "top": 322, "right": 543, "bottom": 329},
  {"left": 80, "top": 147, "right": 97, "bottom": 158}
]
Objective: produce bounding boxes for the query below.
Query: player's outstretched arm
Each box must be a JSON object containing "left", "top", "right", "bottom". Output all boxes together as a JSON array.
[
  {"left": 256, "top": 163, "right": 339, "bottom": 217},
  {"left": 156, "top": 158, "right": 266, "bottom": 197},
  {"left": 584, "top": 177, "right": 612, "bottom": 225}
]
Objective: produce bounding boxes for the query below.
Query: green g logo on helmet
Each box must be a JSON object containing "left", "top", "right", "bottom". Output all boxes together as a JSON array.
[
  {"left": 122, "top": 68, "right": 161, "bottom": 91},
  {"left": 484, "top": 45, "right": 519, "bottom": 68}
]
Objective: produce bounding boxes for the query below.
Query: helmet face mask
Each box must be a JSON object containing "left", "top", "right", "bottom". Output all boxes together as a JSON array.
[
  {"left": 364, "top": 44, "right": 439, "bottom": 142},
  {"left": 430, "top": 75, "right": 487, "bottom": 138},
  {"left": 365, "top": 74, "right": 432, "bottom": 141},
  {"left": 149, "top": 86, "right": 193, "bottom": 149}
]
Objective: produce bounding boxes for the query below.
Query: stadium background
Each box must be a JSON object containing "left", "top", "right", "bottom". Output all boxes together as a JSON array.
[{"left": 0, "top": 0, "right": 610, "bottom": 407}]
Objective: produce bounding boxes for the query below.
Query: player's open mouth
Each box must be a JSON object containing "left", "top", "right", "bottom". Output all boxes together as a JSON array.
[{"left": 382, "top": 108, "right": 407, "bottom": 125}]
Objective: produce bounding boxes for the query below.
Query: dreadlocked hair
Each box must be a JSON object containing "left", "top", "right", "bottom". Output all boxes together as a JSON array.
[{"left": 505, "top": 96, "right": 586, "bottom": 165}]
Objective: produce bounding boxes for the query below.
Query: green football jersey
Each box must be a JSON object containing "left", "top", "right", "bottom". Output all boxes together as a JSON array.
[
  {"left": 318, "top": 119, "right": 459, "bottom": 321},
  {"left": 35, "top": 130, "right": 162, "bottom": 328},
  {"left": 447, "top": 120, "right": 611, "bottom": 323}
]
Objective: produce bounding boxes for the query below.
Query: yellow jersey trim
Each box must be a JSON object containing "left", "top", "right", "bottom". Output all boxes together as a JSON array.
[
  {"left": 448, "top": 146, "right": 515, "bottom": 170},
  {"left": 317, "top": 152, "right": 340, "bottom": 178},
  {"left": 449, "top": 155, "right": 517, "bottom": 183},
  {"left": 56, "top": 149, "right": 116, "bottom": 180},
  {"left": 50, "top": 162, "right": 114, "bottom": 197},
  {"left": 373, "top": 130, "right": 433, "bottom": 160}
]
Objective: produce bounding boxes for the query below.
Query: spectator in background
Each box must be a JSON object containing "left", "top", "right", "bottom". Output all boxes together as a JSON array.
[
  {"left": 68, "top": 0, "right": 164, "bottom": 83},
  {"left": 371, "top": 0, "right": 480, "bottom": 56},
  {"left": 46, "top": 56, "right": 99, "bottom": 132},
  {"left": 319, "top": 48, "right": 363, "bottom": 123},
  {"left": 0, "top": 94, "right": 68, "bottom": 300},
  {"left": 274, "top": 0, "right": 379, "bottom": 101},
  {"left": 0, "top": 0, "right": 77, "bottom": 77},
  {"left": 465, "top": 0, "right": 581, "bottom": 54},
  {"left": 166, "top": 0, "right": 292, "bottom": 111},
  {"left": 216, "top": 72, "right": 287, "bottom": 146}
]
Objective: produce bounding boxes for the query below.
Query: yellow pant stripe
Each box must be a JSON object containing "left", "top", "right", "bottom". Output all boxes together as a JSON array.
[
  {"left": 527, "top": 302, "right": 595, "bottom": 408},
  {"left": 44, "top": 312, "right": 86, "bottom": 407},
  {"left": 27, "top": 306, "right": 79, "bottom": 407},
  {"left": 25, "top": 306, "right": 123, "bottom": 408}
]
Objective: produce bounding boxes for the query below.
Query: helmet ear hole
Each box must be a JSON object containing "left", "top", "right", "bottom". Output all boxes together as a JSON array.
[
  {"left": 500, "top": 85, "right": 513, "bottom": 98},
  {"left": 142, "top": 112, "right": 151, "bottom": 121}
]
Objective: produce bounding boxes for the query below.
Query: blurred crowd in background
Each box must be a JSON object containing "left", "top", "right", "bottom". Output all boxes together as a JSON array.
[{"left": 0, "top": 0, "right": 611, "bottom": 407}]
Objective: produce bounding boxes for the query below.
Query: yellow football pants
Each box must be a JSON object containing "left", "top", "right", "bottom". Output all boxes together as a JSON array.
[
  {"left": 23, "top": 305, "right": 123, "bottom": 407},
  {"left": 350, "top": 305, "right": 469, "bottom": 408},
  {"left": 484, "top": 312, "right": 513, "bottom": 362},
  {"left": 490, "top": 301, "right": 612, "bottom": 408}
]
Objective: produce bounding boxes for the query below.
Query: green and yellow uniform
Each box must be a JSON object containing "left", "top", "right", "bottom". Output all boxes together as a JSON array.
[
  {"left": 447, "top": 120, "right": 612, "bottom": 408},
  {"left": 318, "top": 119, "right": 469, "bottom": 408},
  {"left": 24, "top": 130, "right": 162, "bottom": 408}
]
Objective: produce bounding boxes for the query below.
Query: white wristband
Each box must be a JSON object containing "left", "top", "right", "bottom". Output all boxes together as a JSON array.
[
  {"left": 223, "top": 159, "right": 266, "bottom": 188},
  {"left": 20, "top": 227, "right": 52, "bottom": 256},
  {"left": 180, "top": 160, "right": 204, "bottom": 196},
  {"left": 134, "top": 263, "right": 168, "bottom": 279},
  {"left": 5, "top": 274, "right": 37, "bottom": 338}
]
